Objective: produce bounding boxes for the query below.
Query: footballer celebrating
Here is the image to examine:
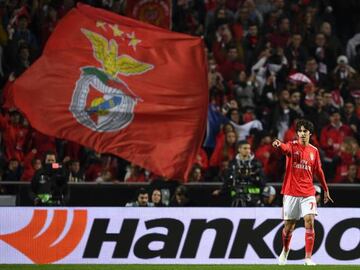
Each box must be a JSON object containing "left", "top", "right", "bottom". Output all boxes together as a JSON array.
[{"left": 272, "top": 119, "right": 333, "bottom": 265}]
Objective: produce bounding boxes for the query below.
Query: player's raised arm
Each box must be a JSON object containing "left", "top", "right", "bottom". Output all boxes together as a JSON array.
[
  {"left": 272, "top": 139, "right": 282, "bottom": 148},
  {"left": 272, "top": 139, "right": 291, "bottom": 154}
]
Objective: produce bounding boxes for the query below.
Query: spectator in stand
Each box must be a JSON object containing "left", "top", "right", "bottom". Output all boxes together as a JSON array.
[
  {"left": 332, "top": 137, "right": 360, "bottom": 183},
  {"left": 254, "top": 0, "right": 273, "bottom": 16},
  {"left": 303, "top": 82, "right": 317, "bottom": 108},
  {"left": 243, "top": 23, "right": 264, "bottom": 70},
  {"left": 342, "top": 100, "right": 359, "bottom": 137},
  {"left": 352, "top": 44, "right": 360, "bottom": 72},
  {"left": 258, "top": 64, "right": 278, "bottom": 120},
  {"left": 321, "top": 90, "right": 339, "bottom": 112},
  {"left": 149, "top": 176, "right": 178, "bottom": 206},
  {"left": 12, "top": 43, "right": 32, "bottom": 76},
  {"left": 321, "top": 108, "right": 354, "bottom": 157},
  {"left": 304, "top": 57, "right": 328, "bottom": 88},
  {"left": 193, "top": 147, "right": 209, "bottom": 171},
  {"left": 233, "top": 71, "right": 257, "bottom": 109},
  {"left": 207, "top": 54, "right": 223, "bottom": 91},
  {"left": 150, "top": 188, "right": 164, "bottom": 207},
  {"left": 209, "top": 128, "right": 237, "bottom": 175},
  {"left": 172, "top": 0, "right": 205, "bottom": 36},
  {"left": 252, "top": 45, "right": 288, "bottom": 94},
  {"left": 260, "top": 185, "right": 278, "bottom": 207},
  {"left": 205, "top": 1, "right": 234, "bottom": 47},
  {"left": 242, "top": 0, "right": 263, "bottom": 26},
  {"left": 289, "top": 90, "right": 305, "bottom": 118},
  {"left": 231, "top": 112, "right": 263, "bottom": 141},
  {"left": 124, "top": 163, "right": 146, "bottom": 182},
  {"left": 66, "top": 159, "right": 85, "bottom": 182},
  {"left": 332, "top": 55, "right": 357, "bottom": 94},
  {"left": 227, "top": 108, "right": 242, "bottom": 125},
  {"left": 217, "top": 43, "right": 245, "bottom": 81},
  {"left": 212, "top": 23, "right": 238, "bottom": 65},
  {"left": 0, "top": 110, "right": 29, "bottom": 162},
  {"left": 343, "top": 164, "right": 360, "bottom": 183},
  {"left": 21, "top": 149, "right": 41, "bottom": 181},
  {"left": 295, "top": 7, "right": 316, "bottom": 47},
  {"left": 28, "top": 129, "right": 56, "bottom": 160},
  {"left": 319, "top": 21, "right": 343, "bottom": 56},
  {"left": 309, "top": 32, "right": 336, "bottom": 75},
  {"left": 5, "top": 15, "right": 38, "bottom": 72},
  {"left": 285, "top": 33, "right": 307, "bottom": 73},
  {"left": 254, "top": 131, "right": 278, "bottom": 181},
  {"left": 170, "top": 185, "right": 192, "bottom": 206},
  {"left": 188, "top": 164, "right": 203, "bottom": 182},
  {"left": 63, "top": 140, "right": 83, "bottom": 162},
  {"left": 40, "top": 4, "right": 60, "bottom": 48},
  {"left": 262, "top": 7, "right": 281, "bottom": 36},
  {"left": 346, "top": 30, "right": 360, "bottom": 67},
  {"left": 85, "top": 152, "right": 117, "bottom": 182},
  {"left": 234, "top": 6, "right": 250, "bottom": 35},
  {"left": 320, "top": 108, "right": 353, "bottom": 180},
  {"left": 31, "top": 151, "right": 68, "bottom": 206},
  {"left": 355, "top": 95, "right": 360, "bottom": 119},
  {"left": 305, "top": 93, "right": 330, "bottom": 138},
  {"left": 125, "top": 188, "right": 153, "bottom": 207},
  {"left": 268, "top": 16, "right": 291, "bottom": 49},
  {"left": 269, "top": 89, "right": 298, "bottom": 141},
  {"left": 3, "top": 158, "right": 22, "bottom": 181}
]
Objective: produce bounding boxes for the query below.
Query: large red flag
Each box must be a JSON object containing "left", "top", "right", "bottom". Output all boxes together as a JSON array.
[{"left": 13, "top": 3, "right": 208, "bottom": 181}]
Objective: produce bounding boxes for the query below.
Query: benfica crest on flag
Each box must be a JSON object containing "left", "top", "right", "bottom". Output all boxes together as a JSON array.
[
  {"left": 70, "top": 29, "right": 153, "bottom": 131},
  {"left": 13, "top": 3, "right": 208, "bottom": 181}
]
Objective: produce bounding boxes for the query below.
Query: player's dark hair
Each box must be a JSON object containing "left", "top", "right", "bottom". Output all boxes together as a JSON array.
[{"left": 296, "top": 119, "right": 314, "bottom": 134}]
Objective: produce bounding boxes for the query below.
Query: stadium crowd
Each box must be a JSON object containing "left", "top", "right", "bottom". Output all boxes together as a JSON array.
[{"left": 0, "top": 0, "right": 360, "bottom": 205}]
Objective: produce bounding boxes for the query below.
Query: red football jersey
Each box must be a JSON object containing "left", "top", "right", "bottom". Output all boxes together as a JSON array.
[{"left": 279, "top": 140, "right": 328, "bottom": 196}]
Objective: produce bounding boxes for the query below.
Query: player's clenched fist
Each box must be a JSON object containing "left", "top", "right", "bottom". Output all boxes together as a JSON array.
[{"left": 272, "top": 139, "right": 282, "bottom": 148}]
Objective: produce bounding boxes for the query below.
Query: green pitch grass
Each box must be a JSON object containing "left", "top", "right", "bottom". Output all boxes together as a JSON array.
[{"left": 1, "top": 265, "right": 360, "bottom": 270}]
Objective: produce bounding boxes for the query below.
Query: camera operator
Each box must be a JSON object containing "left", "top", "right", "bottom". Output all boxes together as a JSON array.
[
  {"left": 213, "top": 140, "right": 266, "bottom": 206},
  {"left": 30, "top": 151, "right": 68, "bottom": 206}
]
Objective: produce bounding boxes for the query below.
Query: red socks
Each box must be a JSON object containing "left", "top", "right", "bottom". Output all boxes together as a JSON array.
[
  {"left": 282, "top": 229, "right": 293, "bottom": 252},
  {"left": 282, "top": 228, "right": 315, "bottom": 256},
  {"left": 305, "top": 228, "right": 315, "bottom": 258}
]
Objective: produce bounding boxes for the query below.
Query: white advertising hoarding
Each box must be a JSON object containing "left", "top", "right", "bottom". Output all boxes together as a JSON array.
[{"left": 0, "top": 207, "right": 359, "bottom": 264}]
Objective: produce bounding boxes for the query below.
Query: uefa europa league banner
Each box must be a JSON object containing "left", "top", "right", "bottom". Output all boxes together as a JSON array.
[{"left": 0, "top": 207, "right": 359, "bottom": 264}]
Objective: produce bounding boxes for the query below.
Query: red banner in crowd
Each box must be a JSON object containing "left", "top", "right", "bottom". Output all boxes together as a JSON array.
[
  {"left": 13, "top": 3, "right": 208, "bottom": 181},
  {"left": 125, "top": 0, "right": 172, "bottom": 29}
]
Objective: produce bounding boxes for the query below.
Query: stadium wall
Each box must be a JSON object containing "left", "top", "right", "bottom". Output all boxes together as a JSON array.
[
  {"left": 0, "top": 207, "right": 359, "bottom": 264},
  {"left": 2, "top": 182, "right": 360, "bottom": 207}
]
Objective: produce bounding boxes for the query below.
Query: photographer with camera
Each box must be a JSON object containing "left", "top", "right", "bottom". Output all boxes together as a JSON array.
[
  {"left": 213, "top": 140, "right": 266, "bottom": 207},
  {"left": 30, "top": 151, "right": 68, "bottom": 206}
]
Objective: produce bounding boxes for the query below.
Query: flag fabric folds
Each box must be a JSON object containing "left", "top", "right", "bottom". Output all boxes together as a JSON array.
[{"left": 13, "top": 3, "right": 208, "bottom": 181}]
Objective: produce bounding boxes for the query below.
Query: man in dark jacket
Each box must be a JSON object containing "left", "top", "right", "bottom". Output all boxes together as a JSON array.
[
  {"left": 214, "top": 140, "right": 266, "bottom": 206},
  {"left": 31, "top": 151, "right": 68, "bottom": 206}
]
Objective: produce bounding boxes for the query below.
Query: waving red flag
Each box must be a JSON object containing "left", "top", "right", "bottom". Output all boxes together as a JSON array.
[{"left": 13, "top": 3, "right": 208, "bottom": 181}]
